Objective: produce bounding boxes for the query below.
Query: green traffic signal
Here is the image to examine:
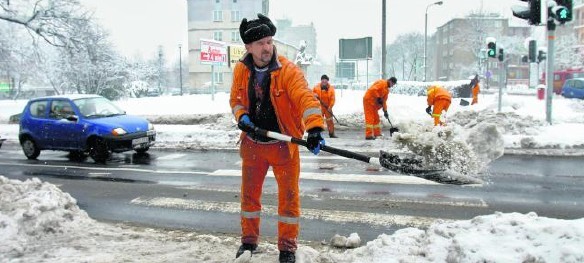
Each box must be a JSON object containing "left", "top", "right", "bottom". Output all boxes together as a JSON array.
[{"left": 559, "top": 8, "right": 568, "bottom": 20}]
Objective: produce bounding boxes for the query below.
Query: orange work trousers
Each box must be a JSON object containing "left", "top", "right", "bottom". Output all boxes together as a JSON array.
[
  {"left": 471, "top": 95, "right": 478, "bottom": 105},
  {"left": 321, "top": 106, "right": 335, "bottom": 135},
  {"left": 239, "top": 136, "right": 300, "bottom": 252},
  {"left": 432, "top": 99, "right": 451, "bottom": 126},
  {"left": 363, "top": 99, "right": 382, "bottom": 138}
]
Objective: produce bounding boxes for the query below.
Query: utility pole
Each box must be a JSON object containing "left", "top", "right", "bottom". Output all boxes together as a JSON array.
[
  {"left": 179, "top": 44, "right": 183, "bottom": 96},
  {"left": 546, "top": 20, "right": 556, "bottom": 124},
  {"left": 381, "top": 0, "right": 386, "bottom": 79}
]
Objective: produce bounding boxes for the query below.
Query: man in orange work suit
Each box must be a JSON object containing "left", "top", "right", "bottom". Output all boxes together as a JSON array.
[
  {"left": 312, "top": 74, "right": 337, "bottom": 138},
  {"left": 363, "top": 77, "right": 397, "bottom": 140},
  {"left": 230, "top": 14, "right": 325, "bottom": 263},
  {"left": 426, "top": 85, "right": 452, "bottom": 126},
  {"left": 470, "top": 74, "right": 480, "bottom": 105}
]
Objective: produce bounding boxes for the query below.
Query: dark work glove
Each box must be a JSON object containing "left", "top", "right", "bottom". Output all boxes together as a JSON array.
[
  {"left": 426, "top": 106, "right": 432, "bottom": 115},
  {"left": 306, "top": 128, "right": 325, "bottom": 155},
  {"left": 383, "top": 110, "right": 389, "bottom": 119},
  {"left": 237, "top": 114, "right": 256, "bottom": 133},
  {"left": 376, "top": 97, "right": 383, "bottom": 105}
]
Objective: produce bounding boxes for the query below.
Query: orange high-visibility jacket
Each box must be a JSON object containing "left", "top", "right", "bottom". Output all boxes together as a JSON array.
[
  {"left": 230, "top": 54, "right": 324, "bottom": 139},
  {"left": 312, "top": 84, "right": 336, "bottom": 109},
  {"left": 427, "top": 85, "right": 452, "bottom": 106},
  {"left": 364, "top": 79, "right": 389, "bottom": 111},
  {"left": 472, "top": 83, "right": 480, "bottom": 98}
]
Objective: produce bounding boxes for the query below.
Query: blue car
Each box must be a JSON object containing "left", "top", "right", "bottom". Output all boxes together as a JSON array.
[
  {"left": 561, "top": 78, "right": 584, "bottom": 99},
  {"left": 19, "top": 94, "right": 156, "bottom": 163}
]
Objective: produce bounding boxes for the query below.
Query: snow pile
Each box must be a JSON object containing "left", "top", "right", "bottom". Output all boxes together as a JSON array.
[
  {"left": 326, "top": 212, "right": 584, "bottom": 263},
  {"left": 0, "top": 176, "right": 92, "bottom": 258},
  {"left": 390, "top": 119, "right": 503, "bottom": 177}
]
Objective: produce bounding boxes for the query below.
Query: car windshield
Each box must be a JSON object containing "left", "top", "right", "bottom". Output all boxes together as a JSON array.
[{"left": 73, "top": 97, "right": 125, "bottom": 118}]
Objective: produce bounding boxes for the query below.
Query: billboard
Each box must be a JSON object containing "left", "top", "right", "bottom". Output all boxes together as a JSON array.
[
  {"left": 228, "top": 45, "right": 246, "bottom": 68},
  {"left": 339, "top": 37, "right": 372, "bottom": 60},
  {"left": 200, "top": 39, "right": 228, "bottom": 65}
]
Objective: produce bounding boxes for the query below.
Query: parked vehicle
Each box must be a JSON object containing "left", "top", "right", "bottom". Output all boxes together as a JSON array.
[
  {"left": 542, "top": 69, "right": 584, "bottom": 94},
  {"left": 561, "top": 78, "right": 584, "bottom": 100},
  {"left": 18, "top": 94, "right": 156, "bottom": 163}
]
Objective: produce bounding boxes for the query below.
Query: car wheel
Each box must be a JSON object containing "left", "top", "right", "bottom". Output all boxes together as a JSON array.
[
  {"left": 135, "top": 147, "right": 149, "bottom": 154},
  {"left": 89, "top": 138, "right": 110, "bottom": 163},
  {"left": 21, "top": 137, "right": 40, "bottom": 159}
]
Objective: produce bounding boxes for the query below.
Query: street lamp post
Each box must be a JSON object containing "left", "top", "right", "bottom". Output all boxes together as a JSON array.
[
  {"left": 424, "top": 1, "right": 443, "bottom": 82},
  {"left": 178, "top": 44, "right": 183, "bottom": 96}
]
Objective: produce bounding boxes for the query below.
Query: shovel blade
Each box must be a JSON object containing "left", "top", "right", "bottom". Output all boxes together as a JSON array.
[{"left": 389, "top": 127, "right": 399, "bottom": 136}]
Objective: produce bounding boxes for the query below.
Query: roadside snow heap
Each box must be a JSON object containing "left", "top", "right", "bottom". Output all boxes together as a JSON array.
[{"left": 0, "top": 176, "right": 92, "bottom": 257}]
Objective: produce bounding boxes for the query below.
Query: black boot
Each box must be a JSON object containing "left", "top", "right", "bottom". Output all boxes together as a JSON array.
[
  {"left": 235, "top": 243, "right": 257, "bottom": 258},
  {"left": 329, "top": 133, "right": 338, "bottom": 138},
  {"left": 279, "top": 251, "right": 296, "bottom": 263}
]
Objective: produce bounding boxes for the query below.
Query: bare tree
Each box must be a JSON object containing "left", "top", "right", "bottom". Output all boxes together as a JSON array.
[
  {"left": 0, "top": 0, "right": 91, "bottom": 48},
  {"left": 387, "top": 32, "right": 424, "bottom": 81}
]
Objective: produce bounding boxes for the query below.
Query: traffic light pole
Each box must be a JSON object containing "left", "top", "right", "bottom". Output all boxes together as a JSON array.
[{"left": 546, "top": 20, "right": 556, "bottom": 125}]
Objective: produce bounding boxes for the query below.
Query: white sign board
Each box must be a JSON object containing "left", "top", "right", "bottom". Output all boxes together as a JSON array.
[{"left": 200, "top": 39, "right": 227, "bottom": 65}]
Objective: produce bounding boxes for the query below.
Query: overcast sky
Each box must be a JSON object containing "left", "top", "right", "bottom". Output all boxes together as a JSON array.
[{"left": 80, "top": 0, "right": 522, "bottom": 63}]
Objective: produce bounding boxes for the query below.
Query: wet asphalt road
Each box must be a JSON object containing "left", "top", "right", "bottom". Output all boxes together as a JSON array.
[{"left": 1, "top": 140, "right": 583, "bottom": 244}]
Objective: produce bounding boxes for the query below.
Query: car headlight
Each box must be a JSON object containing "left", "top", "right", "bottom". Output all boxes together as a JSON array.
[
  {"left": 112, "top": 128, "right": 127, "bottom": 136},
  {"left": 148, "top": 122, "right": 154, "bottom": 130}
]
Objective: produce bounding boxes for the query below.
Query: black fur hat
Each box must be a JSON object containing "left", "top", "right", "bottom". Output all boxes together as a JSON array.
[
  {"left": 321, "top": 74, "right": 329, "bottom": 81},
  {"left": 239, "top": 14, "right": 277, "bottom": 44}
]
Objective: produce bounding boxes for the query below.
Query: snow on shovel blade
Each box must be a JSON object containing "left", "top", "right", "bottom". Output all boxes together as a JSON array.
[{"left": 378, "top": 151, "right": 482, "bottom": 185}]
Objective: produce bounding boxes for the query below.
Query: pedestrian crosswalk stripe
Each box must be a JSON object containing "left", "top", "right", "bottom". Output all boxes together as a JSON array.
[
  {"left": 130, "top": 196, "right": 439, "bottom": 228},
  {"left": 208, "top": 169, "right": 440, "bottom": 185}
]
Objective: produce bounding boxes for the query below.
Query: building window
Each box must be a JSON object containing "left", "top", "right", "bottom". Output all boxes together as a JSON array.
[
  {"left": 213, "top": 10, "right": 223, "bottom": 21},
  {"left": 233, "top": 0, "right": 237, "bottom": 3},
  {"left": 231, "top": 31, "right": 240, "bottom": 42},
  {"left": 214, "top": 31, "right": 223, "bottom": 41},
  {"left": 213, "top": 72, "right": 224, "bottom": 84},
  {"left": 215, "top": 0, "right": 220, "bottom": 3},
  {"left": 231, "top": 10, "right": 240, "bottom": 22}
]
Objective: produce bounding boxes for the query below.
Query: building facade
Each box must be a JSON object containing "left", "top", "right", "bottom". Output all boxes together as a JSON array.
[
  {"left": 186, "top": 0, "right": 270, "bottom": 93},
  {"left": 433, "top": 14, "right": 531, "bottom": 88}
]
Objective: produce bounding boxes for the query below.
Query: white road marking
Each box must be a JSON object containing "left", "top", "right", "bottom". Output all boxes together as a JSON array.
[
  {"left": 0, "top": 162, "right": 207, "bottom": 175},
  {"left": 156, "top": 153, "right": 187, "bottom": 160},
  {"left": 130, "top": 196, "right": 440, "bottom": 228},
  {"left": 209, "top": 169, "right": 440, "bottom": 185}
]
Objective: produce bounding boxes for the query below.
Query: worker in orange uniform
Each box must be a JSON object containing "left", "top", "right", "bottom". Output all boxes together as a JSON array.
[
  {"left": 426, "top": 85, "right": 452, "bottom": 126},
  {"left": 230, "top": 14, "right": 325, "bottom": 263},
  {"left": 470, "top": 74, "right": 480, "bottom": 105},
  {"left": 362, "top": 77, "right": 397, "bottom": 140},
  {"left": 312, "top": 74, "right": 337, "bottom": 138}
]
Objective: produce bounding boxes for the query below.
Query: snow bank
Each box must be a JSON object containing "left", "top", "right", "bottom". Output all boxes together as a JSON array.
[{"left": 2, "top": 176, "right": 584, "bottom": 262}]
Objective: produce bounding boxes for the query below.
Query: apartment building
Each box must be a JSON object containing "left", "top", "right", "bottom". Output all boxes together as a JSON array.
[{"left": 433, "top": 14, "right": 531, "bottom": 88}]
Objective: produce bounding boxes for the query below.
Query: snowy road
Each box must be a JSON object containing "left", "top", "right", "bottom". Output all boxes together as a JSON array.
[{"left": 1, "top": 143, "right": 584, "bottom": 244}]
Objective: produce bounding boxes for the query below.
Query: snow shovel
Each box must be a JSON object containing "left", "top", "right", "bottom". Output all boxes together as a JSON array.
[
  {"left": 245, "top": 127, "right": 483, "bottom": 185},
  {"left": 460, "top": 99, "right": 470, "bottom": 106},
  {"left": 315, "top": 97, "right": 347, "bottom": 126},
  {"left": 384, "top": 116, "right": 399, "bottom": 136}
]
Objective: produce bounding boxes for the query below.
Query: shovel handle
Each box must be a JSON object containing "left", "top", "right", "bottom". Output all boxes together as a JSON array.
[{"left": 252, "top": 127, "right": 380, "bottom": 165}]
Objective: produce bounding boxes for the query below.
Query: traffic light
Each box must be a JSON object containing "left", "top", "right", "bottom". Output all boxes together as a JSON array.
[
  {"left": 551, "top": 0, "right": 573, "bottom": 24},
  {"left": 498, "top": 48, "right": 504, "bottom": 62},
  {"left": 528, "top": 40, "right": 537, "bottom": 62},
  {"left": 512, "top": 0, "right": 542, "bottom": 25},
  {"left": 538, "top": 50, "right": 547, "bottom": 63},
  {"left": 487, "top": 41, "right": 496, "bottom": 58},
  {"left": 522, "top": 55, "right": 529, "bottom": 63}
]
